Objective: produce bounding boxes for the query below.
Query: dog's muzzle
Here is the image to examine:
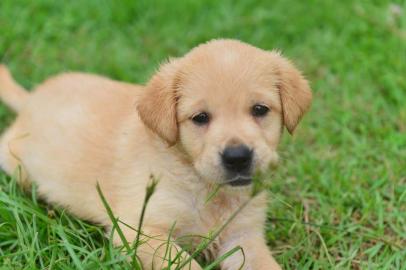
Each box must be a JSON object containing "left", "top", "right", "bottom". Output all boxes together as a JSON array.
[{"left": 221, "top": 144, "right": 253, "bottom": 186}]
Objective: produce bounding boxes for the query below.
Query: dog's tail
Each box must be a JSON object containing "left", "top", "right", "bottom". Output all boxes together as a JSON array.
[{"left": 0, "top": 65, "right": 29, "bottom": 112}]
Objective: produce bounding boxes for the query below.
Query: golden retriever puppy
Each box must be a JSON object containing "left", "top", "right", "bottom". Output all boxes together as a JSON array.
[{"left": 0, "top": 39, "right": 311, "bottom": 269}]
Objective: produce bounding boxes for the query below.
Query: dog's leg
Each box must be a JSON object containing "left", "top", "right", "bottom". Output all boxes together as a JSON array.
[
  {"left": 0, "top": 122, "right": 30, "bottom": 188},
  {"left": 218, "top": 233, "right": 281, "bottom": 270},
  {"left": 112, "top": 227, "right": 203, "bottom": 270},
  {"left": 215, "top": 193, "right": 282, "bottom": 270}
]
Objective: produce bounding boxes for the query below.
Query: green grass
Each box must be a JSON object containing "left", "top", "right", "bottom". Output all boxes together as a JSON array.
[{"left": 0, "top": 0, "right": 405, "bottom": 269}]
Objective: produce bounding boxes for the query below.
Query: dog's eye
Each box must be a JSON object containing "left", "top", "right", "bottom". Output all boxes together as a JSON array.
[
  {"left": 251, "top": 104, "right": 270, "bottom": 117},
  {"left": 191, "top": 112, "right": 210, "bottom": 125}
]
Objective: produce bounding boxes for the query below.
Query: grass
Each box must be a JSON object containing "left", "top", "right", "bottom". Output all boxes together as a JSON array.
[{"left": 0, "top": 0, "right": 405, "bottom": 269}]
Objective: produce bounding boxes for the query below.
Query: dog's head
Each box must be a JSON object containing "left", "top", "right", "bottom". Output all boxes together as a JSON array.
[{"left": 137, "top": 40, "right": 312, "bottom": 187}]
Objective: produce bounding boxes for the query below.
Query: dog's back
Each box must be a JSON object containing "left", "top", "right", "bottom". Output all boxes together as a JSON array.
[{"left": 0, "top": 66, "right": 142, "bottom": 222}]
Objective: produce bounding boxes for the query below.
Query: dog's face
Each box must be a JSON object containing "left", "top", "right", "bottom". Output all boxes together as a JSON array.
[{"left": 137, "top": 40, "right": 312, "bottom": 187}]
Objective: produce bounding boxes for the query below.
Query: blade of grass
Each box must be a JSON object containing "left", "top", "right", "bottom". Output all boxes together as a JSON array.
[
  {"left": 203, "top": 246, "right": 244, "bottom": 270},
  {"left": 162, "top": 221, "right": 177, "bottom": 267},
  {"left": 132, "top": 175, "right": 158, "bottom": 269},
  {"left": 56, "top": 226, "right": 84, "bottom": 270},
  {"left": 204, "top": 184, "right": 221, "bottom": 204},
  {"left": 96, "top": 182, "right": 131, "bottom": 253}
]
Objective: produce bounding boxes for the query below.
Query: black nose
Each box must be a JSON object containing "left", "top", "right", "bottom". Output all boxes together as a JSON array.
[{"left": 221, "top": 145, "right": 253, "bottom": 172}]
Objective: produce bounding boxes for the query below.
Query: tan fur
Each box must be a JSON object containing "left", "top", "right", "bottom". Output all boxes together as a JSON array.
[
  {"left": 269, "top": 53, "right": 312, "bottom": 134},
  {"left": 0, "top": 39, "right": 311, "bottom": 270},
  {"left": 137, "top": 58, "right": 181, "bottom": 145}
]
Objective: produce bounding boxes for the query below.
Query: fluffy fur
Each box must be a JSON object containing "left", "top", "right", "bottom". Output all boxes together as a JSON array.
[{"left": 0, "top": 39, "right": 311, "bottom": 269}]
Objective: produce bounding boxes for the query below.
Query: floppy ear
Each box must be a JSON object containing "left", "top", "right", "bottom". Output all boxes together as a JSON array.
[
  {"left": 270, "top": 52, "right": 312, "bottom": 134},
  {"left": 137, "top": 59, "right": 181, "bottom": 145}
]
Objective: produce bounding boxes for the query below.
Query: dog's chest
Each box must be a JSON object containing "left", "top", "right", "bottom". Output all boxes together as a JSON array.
[{"left": 175, "top": 191, "right": 247, "bottom": 256}]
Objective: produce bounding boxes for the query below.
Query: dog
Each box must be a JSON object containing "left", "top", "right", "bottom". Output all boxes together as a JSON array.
[{"left": 0, "top": 39, "right": 312, "bottom": 269}]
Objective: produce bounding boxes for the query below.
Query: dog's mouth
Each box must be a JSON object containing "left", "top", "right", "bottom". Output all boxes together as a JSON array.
[{"left": 223, "top": 174, "right": 252, "bottom": 186}]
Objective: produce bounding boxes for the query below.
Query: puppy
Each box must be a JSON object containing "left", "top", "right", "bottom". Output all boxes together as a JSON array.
[{"left": 0, "top": 39, "right": 311, "bottom": 269}]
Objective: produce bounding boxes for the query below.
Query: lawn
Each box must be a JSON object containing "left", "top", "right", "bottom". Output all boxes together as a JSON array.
[{"left": 0, "top": 0, "right": 405, "bottom": 269}]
